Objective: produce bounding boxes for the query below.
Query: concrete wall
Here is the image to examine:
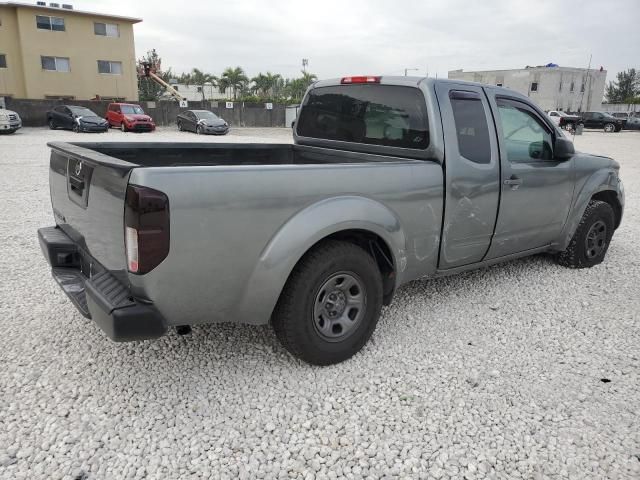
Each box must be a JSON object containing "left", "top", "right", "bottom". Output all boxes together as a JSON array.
[
  {"left": 5, "top": 98, "right": 287, "bottom": 127},
  {"left": 448, "top": 67, "right": 607, "bottom": 112},
  {"left": 599, "top": 103, "right": 640, "bottom": 114}
]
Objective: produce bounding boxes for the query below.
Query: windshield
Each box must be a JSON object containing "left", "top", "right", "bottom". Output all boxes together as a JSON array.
[
  {"left": 69, "top": 107, "right": 97, "bottom": 117},
  {"left": 121, "top": 105, "right": 144, "bottom": 115},
  {"left": 195, "top": 111, "right": 219, "bottom": 120}
]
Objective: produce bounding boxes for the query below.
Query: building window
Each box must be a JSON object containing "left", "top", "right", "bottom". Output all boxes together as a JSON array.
[
  {"left": 36, "top": 15, "right": 65, "bottom": 31},
  {"left": 570, "top": 82, "right": 575, "bottom": 92},
  {"left": 559, "top": 81, "right": 562, "bottom": 92},
  {"left": 496, "top": 83, "right": 503, "bottom": 87},
  {"left": 580, "top": 83, "right": 585, "bottom": 93},
  {"left": 41, "top": 56, "right": 70, "bottom": 72},
  {"left": 530, "top": 82, "right": 538, "bottom": 92},
  {"left": 0, "top": 54, "right": 6, "bottom": 69},
  {"left": 94, "top": 22, "right": 119, "bottom": 37},
  {"left": 197, "top": 86, "right": 203, "bottom": 93},
  {"left": 97, "top": 60, "right": 123, "bottom": 74}
]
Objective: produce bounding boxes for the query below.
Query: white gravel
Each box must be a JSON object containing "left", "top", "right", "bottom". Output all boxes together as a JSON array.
[{"left": 0, "top": 127, "right": 639, "bottom": 479}]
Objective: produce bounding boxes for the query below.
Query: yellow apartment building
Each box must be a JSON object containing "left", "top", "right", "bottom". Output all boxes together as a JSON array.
[{"left": 0, "top": 2, "right": 141, "bottom": 100}]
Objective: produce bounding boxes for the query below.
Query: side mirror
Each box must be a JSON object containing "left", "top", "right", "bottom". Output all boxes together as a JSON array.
[{"left": 554, "top": 136, "right": 575, "bottom": 159}]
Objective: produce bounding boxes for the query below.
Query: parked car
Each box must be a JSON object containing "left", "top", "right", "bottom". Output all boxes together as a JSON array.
[
  {"left": 547, "top": 110, "right": 581, "bottom": 131},
  {"left": 106, "top": 103, "right": 155, "bottom": 132},
  {"left": 0, "top": 107, "right": 21, "bottom": 134},
  {"left": 177, "top": 110, "right": 229, "bottom": 135},
  {"left": 39, "top": 76, "right": 624, "bottom": 365},
  {"left": 47, "top": 105, "right": 109, "bottom": 133},
  {"left": 624, "top": 113, "right": 640, "bottom": 130},
  {"left": 580, "top": 111, "right": 624, "bottom": 132}
]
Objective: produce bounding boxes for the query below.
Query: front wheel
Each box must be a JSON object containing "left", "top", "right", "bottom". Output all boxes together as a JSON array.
[
  {"left": 177, "top": 121, "right": 183, "bottom": 131},
  {"left": 48, "top": 119, "right": 56, "bottom": 130},
  {"left": 272, "top": 240, "right": 383, "bottom": 366},
  {"left": 120, "top": 122, "right": 127, "bottom": 132},
  {"left": 196, "top": 125, "right": 202, "bottom": 135},
  {"left": 556, "top": 200, "right": 615, "bottom": 268},
  {"left": 564, "top": 122, "right": 575, "bottom": 132},
  {"left": 72, "top": 123, "right": 80, "bottom": 133},
  {"left": 604, "top": 123, "right": 615, "bottom": 133}
]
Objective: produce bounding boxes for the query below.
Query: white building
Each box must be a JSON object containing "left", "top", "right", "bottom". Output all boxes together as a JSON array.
[
  {"left": 448, "top": 66, "right": 607, "bottom": 112},
  {"left": 161, "top": 82, "right": 228, "bottom": 101}
]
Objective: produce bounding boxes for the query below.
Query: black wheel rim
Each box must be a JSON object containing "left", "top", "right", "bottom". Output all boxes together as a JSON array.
[
  {"left": 585, "top": 220, "right": 607, "bottom": 259},
  {"left": 313, "top": 272, "right": 366, "bottom": 342}
]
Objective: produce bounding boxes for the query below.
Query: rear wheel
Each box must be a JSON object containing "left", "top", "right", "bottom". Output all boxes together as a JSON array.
[
  {"left": 48, "top": 119, "right": 56, "bottom": 130},
  {"left": 564, "top": 122, "right": 575, "bottom": 132},
  {"left": 604, "top": 123, "right": 615, "bottom": 133},
  {"left": 272, "top": 240, "right": 383, "bottom": 365},
  {"left": 556, "top": 200, "right": 615, "bottom": 268}
]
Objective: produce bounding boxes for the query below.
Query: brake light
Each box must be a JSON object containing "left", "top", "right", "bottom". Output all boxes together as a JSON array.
[
  {"left": 124, "top": 185, "right": 170, "bottom": 274},
  {"left": 341, "top": 76, "right": 381, "bottom": 84}
]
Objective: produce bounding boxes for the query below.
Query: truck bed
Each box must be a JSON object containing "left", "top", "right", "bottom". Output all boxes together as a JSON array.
[{"left": 49, "top": 142, "right": 415, "bottom": 169}]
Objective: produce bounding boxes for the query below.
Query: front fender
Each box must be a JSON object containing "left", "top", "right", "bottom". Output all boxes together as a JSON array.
[
  {"left": 236, "top": 196, "right": 407, "bottom": 325},
  {"left": 559, "top": 167, "right": 621, "bottom": 250}
]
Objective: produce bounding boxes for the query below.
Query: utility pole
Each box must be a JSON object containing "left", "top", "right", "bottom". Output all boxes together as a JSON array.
[{"left": 302, "top": 58, "right": 308, "bottom": 74}]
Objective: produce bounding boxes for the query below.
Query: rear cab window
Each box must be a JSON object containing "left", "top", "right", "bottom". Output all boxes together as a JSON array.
[{"left": 296, "top": 84, "right": 429, "bottom": 152}]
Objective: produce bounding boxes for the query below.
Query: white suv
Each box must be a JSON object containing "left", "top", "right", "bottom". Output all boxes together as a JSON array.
[{"left": 0, "top": 108, "right": 22, "bottom": 134}]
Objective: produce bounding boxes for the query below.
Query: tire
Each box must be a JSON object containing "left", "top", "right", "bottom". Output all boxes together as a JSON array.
[
  {"left": 272, "top": 240, "right": 383, "bottom": 366},
  {"left": 72, "top": 123, "right": 79, "bottom": 133},
  {"left": 556, "top": 200, "right": 615, "bottom": 268},
  {"left": 120, "top": 122, "right": 127, "bottom": 132},
  {"left": 177, "top": 121, "right": 183, "bottom": 131},
  {"left": 565, "top": 122, "right": 575, "bottom": 132},
  {"left": 604, "top": 123, "right": 615, "bottom": 133},
  {"left": 48, "top": 119, "right": 56, "bottom": 130},
  {"left": 196, "top": 125, "right": 202, "bottom": 135}
]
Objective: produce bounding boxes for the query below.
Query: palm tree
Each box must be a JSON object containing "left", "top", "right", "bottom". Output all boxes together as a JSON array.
[
  {"left": 250, "top": 72, "right": 283, "bottom": 99},
  {"left": 300, "top": 71, "right": 318, "bottom": 89},
  {"left": 183, "top": 68, "right": 217, "bottom": 102},
  {"left": 219, "top": 66, "right": 249, "bottom": 100}
]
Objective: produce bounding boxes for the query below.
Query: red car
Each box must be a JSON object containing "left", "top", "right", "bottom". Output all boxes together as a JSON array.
[{"left": 106, "top": 103, "right": 156, "bottom": 132}]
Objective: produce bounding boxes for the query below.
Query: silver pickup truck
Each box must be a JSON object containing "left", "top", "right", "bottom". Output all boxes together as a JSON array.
[{"left": 39, "top": 76, "right": 624, "bottom": 365}]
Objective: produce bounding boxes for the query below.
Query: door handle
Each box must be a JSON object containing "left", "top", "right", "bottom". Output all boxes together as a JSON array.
[{"left": 504, "top": 176, "right": 523, "bottom": 189}]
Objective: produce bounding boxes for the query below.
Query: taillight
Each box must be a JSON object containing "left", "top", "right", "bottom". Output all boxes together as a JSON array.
[
  {"left": 341, "top": 76, "right": 381, "bottom": 84},
  {"left": 124, "top": 185, "right": 169, "bottom": 274}
]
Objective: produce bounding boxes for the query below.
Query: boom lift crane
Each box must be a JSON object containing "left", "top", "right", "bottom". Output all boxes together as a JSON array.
[{"left": 138, "top": 59, "right": 187, "bottom": 104}]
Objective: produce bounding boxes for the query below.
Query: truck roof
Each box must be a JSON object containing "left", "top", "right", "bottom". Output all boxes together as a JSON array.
[{"left": 312, "top": 76, "right": 528, "bottom": 101}]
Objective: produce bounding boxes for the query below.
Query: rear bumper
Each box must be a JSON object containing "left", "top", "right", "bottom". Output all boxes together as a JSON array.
[{"left": 38, "top": 226, "right": 167, "bottom": 341}]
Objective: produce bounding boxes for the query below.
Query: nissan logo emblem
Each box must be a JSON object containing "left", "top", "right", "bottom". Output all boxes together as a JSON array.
[{"left": 75, "top": 161, "right": 82, "bottom": 176}]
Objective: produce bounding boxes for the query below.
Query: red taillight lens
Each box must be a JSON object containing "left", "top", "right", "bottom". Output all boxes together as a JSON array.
[
  {"left": 124, "top": 185, "right": 169, "bottom": 274},
  {"left": 341, "top": 76, "right": 381, "bottom": 84}
]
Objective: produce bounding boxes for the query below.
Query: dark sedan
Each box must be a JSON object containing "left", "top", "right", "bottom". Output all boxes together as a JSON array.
[
  {"left": 177, "top": 110, "right": 229, "bottom": 135},
  {"left": 47, "top": 105, "right": 109, "bottom": 133}
]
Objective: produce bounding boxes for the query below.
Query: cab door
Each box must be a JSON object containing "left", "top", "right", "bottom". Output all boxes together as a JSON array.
[
  {"left": 435, "top": 83, "right": 501, "bottom": 269},
  {"left": 485, "top": 94, "right": 574, "bottom": 259}
]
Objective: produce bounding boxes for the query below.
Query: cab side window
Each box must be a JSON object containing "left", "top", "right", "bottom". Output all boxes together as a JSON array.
[{"left": 496, "top": 99, "right": 553, "bottom": 163}]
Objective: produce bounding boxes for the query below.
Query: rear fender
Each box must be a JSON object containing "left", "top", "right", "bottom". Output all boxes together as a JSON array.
[{"left": 236, "top": 196, "right": 407, "bottom": 325}]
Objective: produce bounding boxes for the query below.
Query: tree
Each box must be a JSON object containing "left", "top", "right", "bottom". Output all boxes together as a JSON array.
[
  {"left": 183, "top": 68, "right": 217, "bottom": 102},
  {"left": 283, "top": 71, "right": 318, "bottom": 102},
  {"left": 250, "top": 72, "right": 283, "bottom": 99},
  {"left": 219, "top": 66, "right": 249, "bottom": 100},
  {"left": 605, "top": 68, "right": 640, "bottom": 103},
  {"left": 137, "top": 49, "right": 175, "bottom": 101}
]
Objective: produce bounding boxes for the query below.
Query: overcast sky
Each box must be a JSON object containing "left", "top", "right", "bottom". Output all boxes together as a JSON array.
[{"left": 79, "top": 0, "right": 639, "bottom": 82}]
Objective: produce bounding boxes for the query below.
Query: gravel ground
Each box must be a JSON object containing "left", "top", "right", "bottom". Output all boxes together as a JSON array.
[{"left": 0, "top": 127, "right": 639, "bottom": 479}]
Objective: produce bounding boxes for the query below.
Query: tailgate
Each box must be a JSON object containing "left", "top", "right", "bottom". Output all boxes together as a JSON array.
[{"left": 48, "top": 142, "right": 138, "bottom": 280}]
